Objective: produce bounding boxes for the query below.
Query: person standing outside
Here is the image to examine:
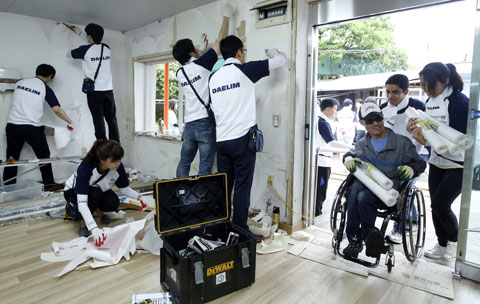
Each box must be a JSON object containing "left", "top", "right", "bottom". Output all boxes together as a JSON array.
[
  {"left": 3, "top": 64, "right": 73, "bottom": 191},
  {"left": 380, "top": 74, "right": 425, "bottom": 244},
  {"left": 173, "top": 17, "right": 229, "bottom": 177},
  {"left": 68, "top": 23, "right": 120, "bottom": 141},
  {"left": 409, "top": 62, "right": 468, "bottom": 260},
  {"left": 336, "top": 98, "right": 357, "bottom": 146},
  {"left": 208, "top": 35, "right": 286, "bottom": 229},
  {"left": 315, "top": 98, "right": 353, "bottom": 216}
]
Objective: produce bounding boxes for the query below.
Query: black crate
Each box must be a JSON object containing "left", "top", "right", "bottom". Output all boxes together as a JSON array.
[{"left": 154, "top": 174, "right": 256, "bottom": 304}]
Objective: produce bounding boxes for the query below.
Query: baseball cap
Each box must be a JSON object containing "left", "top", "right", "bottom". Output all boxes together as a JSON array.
[{"left": 359, "top": 102, "right": 383, "bottom": 120}]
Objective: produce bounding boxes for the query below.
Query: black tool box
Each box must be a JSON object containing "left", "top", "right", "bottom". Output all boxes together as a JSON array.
[{"left": 154, "top": 173, "right": 256, "bottom": 304}]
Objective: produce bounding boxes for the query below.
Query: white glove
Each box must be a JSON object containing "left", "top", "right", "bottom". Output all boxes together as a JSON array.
[
  {"left": 91, "top": 227, "right": 107, "bottom": 247},
  {"left": 398, "top": 165, "right": 414, "bottom": 180},
  {"left": 265, "top": 48, "right": 279, "bottom": 59},
  {"left": 344, "top": 156, "right": 356, "bottom": 173}
]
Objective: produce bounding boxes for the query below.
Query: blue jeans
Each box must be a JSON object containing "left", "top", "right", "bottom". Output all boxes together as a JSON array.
[
  {"left": 346, "top": 179, "right": 382, "bottom": 241},
  {"left": 176, "top": 118, "right": 216, "bottom": 178}
]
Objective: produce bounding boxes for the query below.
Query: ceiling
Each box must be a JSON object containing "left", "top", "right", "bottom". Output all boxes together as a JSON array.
[{"left": 0, "top": 0, "right": 219, "bottom": 32}]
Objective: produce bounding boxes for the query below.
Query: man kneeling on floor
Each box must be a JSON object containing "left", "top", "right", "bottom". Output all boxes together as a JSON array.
[{"left": 342, "top": 103, "right": 426, "bottom": 258}]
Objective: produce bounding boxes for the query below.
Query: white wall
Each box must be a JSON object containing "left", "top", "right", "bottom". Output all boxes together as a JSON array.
[
  {"left": 0, "top": 12, "right": 131, "bottom": 183},
  {"left": 124, "top": 0, "right": 300, "bottom": 222}
]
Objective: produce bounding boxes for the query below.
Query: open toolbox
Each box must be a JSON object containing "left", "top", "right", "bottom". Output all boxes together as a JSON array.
[{"left": 154, "top": 173, "right": 256, "bottom": 304}]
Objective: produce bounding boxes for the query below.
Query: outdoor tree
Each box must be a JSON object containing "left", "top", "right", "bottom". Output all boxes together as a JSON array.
[{"left": 318, "top": 17, "right": 408, "bottom": 79}]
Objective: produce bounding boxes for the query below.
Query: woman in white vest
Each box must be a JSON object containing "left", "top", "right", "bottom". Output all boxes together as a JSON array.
[
  {"left": 64, "top": 140, "right": 143, "bottom": 247},
  {"left": 409, "top": 62, "right": 468, "bottom": 260}
]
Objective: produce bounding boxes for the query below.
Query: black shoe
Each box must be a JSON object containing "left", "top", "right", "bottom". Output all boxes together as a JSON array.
[
  {"left": 45, "top": 183, "right": 65, "bottom": 192},
  {"left": 78, "top": 226, "right": 90, "bottom": 237},
  {"left": 366, "top": 227, "right": 384, "bottom": 258},
  {"left": 100, "top": 214, "right": 111, "bottom": 225},
  {"left": 343, "top": 237, "right": 363, "bottom": 258}
]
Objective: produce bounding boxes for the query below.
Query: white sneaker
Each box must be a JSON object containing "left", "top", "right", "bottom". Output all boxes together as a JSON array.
[
  {"left": 386, "top": 229, "right": 402, "bottom": 244},
  {"left": 424, "top": 243, "right": 445, "bottom": 259},
  {"left": 443, "top": 241, "right": 457, "bottom": 260}
]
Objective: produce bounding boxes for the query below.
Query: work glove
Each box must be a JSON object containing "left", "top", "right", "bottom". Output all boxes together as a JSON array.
[
  {"left": 91, "top": 227, "right": 107, "bottom": 247},
  {"left": 344, "top": 156, "right": 356, "bottom": 173},
  {"left": 398, "top": 165, "right": 414, "bottom": 181},
  {"left": 67, "top": 123, "right": 74, "bottom": 131},
  {"left": 265, "top": 48, "right": 279, "bottom": 59},
  {"left": 138, "top": 199, "right": 147, "bottom": 212}
]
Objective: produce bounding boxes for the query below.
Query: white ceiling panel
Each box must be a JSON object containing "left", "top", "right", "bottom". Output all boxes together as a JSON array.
[{"left": 0, "top": 0, "right": 218, "bottom": 32}]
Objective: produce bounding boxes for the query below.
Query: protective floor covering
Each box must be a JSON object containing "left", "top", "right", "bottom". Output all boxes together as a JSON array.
[{"left": 288, "top": 228, "right": 454, "bottom": 299}]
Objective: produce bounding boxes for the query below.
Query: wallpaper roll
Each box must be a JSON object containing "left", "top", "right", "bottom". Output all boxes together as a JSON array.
[
  {"left": 418, "top": 111, "right": 467, "bottom": 146},
  {"left": 353, "top": 167, "right": 397, "bottom": 207},
  {"left": 416, "top": 120, "right": 449, "bottom": 155},
  {"left": 357, "top": 161, "right": 393, "bottom": 190}
]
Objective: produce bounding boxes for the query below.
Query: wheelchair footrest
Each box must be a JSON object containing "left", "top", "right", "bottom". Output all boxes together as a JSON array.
[{"left": 365, "top": 227, "right": 387, "bottom": 258}]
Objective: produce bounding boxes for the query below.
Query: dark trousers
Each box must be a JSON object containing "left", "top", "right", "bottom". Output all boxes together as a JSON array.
[
  {"left": 87, "top": 90, "right": 120, "bottom": 141},
  {"left": 428, "top": 165, "right": 463, "bottom": 246},
  {"left": 216, "top": 132, "right": 256, "bottom": 230},
  {"left": 346, "top": 179, "right": 382, "bottom": 241},
  {"left": 316, "top": 166, "right": 331, "bottom": 216},
  {"left": 3, "top": 123, "right": 54, "bottom": 185},
  {"left": 64, "top": 187, "right": 119, "bottom": 216}
]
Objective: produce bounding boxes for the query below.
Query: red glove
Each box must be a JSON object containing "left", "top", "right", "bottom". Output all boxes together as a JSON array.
[{"left": 67, "top": 124, "right": 74, "bottom": 131}]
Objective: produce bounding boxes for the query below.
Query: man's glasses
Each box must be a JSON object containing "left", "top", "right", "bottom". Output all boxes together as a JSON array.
[{"left": 364, "top": 115, "right": 383, "bottom": 125}]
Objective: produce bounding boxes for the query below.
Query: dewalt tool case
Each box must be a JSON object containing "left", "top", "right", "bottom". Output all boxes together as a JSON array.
[{"left": 154, "top": 173, "right": 256, "bottom": 304}]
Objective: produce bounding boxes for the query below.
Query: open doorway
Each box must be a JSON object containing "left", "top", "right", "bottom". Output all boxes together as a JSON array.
[{"left": 307, "top": 0, "right": 476, "bottom": 271}]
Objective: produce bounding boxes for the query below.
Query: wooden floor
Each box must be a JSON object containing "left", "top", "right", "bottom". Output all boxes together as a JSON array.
[{"left": 1, "top": 210, "right": 480, "bottom": 304}]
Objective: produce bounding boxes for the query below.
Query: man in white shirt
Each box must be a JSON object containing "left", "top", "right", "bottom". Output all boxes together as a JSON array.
[
  {"left": 4, "top": 64, "right": 73, "bottom": 191},
  {"left": 173, "top": 17, "right": 229, "bottom": 177},
  {"left": 208, "top": 35, "right": 286, "bottom": 229},
  {"left": 380, "top": 74, "right": 425, "bottom": 244},
  {"left": 336, "top": 99, "right": 357, "bottom": 146},
  {"left": 69, "top": 23, "right": 119, "bottom": 141}
]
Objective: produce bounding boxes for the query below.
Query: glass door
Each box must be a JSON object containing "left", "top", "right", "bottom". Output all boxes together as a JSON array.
[{"left": 456, "top": 0, "right": 480, "bottom": 282}]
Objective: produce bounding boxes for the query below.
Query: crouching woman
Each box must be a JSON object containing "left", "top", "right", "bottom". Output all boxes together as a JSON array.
[{"left": 64, "top": 139, "right": 142, "bottom": 247}]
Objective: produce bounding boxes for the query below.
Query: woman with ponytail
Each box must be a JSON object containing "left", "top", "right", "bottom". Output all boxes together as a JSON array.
[
  {"left": 63, "top": 140, "right": 144, "bottom": 247},
  {"left": 407, "top": 62, "right": 469, "bottom": 260}
]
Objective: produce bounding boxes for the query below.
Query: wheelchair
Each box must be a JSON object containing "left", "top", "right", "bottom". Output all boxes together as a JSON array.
[{"left": 330, "top": 174, "right": 426, "bottom": 272}]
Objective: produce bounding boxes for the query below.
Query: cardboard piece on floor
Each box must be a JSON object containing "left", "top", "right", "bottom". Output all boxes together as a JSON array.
[
  {"left": 287, "top": 240, "right": 309, "bottom": 256},
  {"left": 368, "top": 257, "right": 454, "bottom": 299},
  {"left": 300, "top": 242, "right": 369, "bottom": 277}
]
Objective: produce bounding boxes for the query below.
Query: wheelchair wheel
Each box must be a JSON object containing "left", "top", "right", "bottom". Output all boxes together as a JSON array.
[
  {"left": 330, "top": 175, "right": 352, "bottom": 233},
  {"left": 401, "top": 185, "right": 426, "bottom": 262}
]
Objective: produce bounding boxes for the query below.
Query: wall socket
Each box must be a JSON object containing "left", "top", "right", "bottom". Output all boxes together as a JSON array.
[{"left": 273, "top": 114, "right": 280, "bottom": 127}]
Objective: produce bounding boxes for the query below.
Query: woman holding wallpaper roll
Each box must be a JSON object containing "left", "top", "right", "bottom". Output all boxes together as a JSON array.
[{"left": 408, "top": 62, "right": 469, "bottom": 260}]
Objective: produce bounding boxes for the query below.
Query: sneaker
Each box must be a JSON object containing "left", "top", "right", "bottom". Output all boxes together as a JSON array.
[
  {"left": 100, "top": 214, "right": 111, "bottom": 225},
  {"left": 443, "top": 241, "right": 457, "bottom": 260},
  {"left": 424, "top": 243, "right": 445, "bottom": 259},
  {"left": 343, "top": 237, "right": 363, "bottom": 258},
  {"left": 44, "top": 183, "right": 65, "bottom": 192},
  {"left": 78, "top": 226, "right": 90, "bottom": 237},
  {"left": 386, "top": 229, "right": 402, "bottom": 244}
]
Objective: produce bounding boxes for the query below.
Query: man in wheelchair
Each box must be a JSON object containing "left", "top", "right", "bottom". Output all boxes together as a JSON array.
[{"left": 342, "top": 103, "right": 426, "bottom": 259}]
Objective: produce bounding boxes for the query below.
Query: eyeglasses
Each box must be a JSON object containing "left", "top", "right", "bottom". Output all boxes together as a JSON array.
[{"left": 364, "top": 115, "right": 383, "bottom": 125}]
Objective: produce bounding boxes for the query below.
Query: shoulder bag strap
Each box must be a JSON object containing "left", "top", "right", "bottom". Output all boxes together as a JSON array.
[
  {"left": 93, "top": 169, "right": 109, "bottom": 185},
  {"left": 93, "top": 44, "right": 104, "bottom": 81},
  {"left": 179, "top": 67, "right": 210, "bottom": 110}
]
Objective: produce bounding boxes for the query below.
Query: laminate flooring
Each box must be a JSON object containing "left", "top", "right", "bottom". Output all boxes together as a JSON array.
[{"left": 1, "top": 209, "right": 480, "bottom": 304}]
